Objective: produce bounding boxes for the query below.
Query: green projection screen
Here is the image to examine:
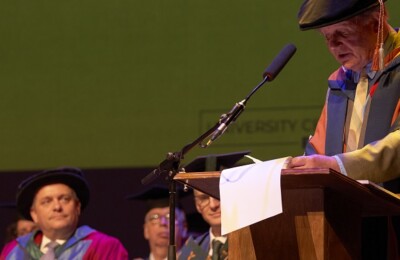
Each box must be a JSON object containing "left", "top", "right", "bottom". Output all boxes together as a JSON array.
[{"left": 0, "top": 1, "right": 399, "bottom": 171}]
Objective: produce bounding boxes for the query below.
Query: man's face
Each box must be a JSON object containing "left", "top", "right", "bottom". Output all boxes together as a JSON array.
[
  {"left": 143, "top": 207, "right": 187, "bottom": 252},
  {"left": 16, "top": 219, "right": 37, "bottom": 237},
  {"left": 319, "top": 17, "right": 377, "bottom": 72},
  {"left": 194, "top": 190, "right": 221, "bottom": 229},
  {"left": 30, "top": 183, "right": 81, "bottom": 239}
]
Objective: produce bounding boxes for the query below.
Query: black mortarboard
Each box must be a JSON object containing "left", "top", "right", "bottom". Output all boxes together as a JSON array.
[
  {"left": 0, "top": 201, "right": 33, "bottom": 220},
  {"left": 298, "top": 0, "right": 386, "bottom": 30},
  {"left": 126, "top": 184, "right": 189, "bottom": 212},
  {"left": 17, "top": 167, "right": 90, "bottom": 221},
  {"left": 0, "top": 202, "right": 16, "bottom": 209},
  {"left": 182, "top": 150, "right": 250, "bottom": 172}
]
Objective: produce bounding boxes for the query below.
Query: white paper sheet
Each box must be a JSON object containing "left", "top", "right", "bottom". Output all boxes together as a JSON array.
[{"left": 220, "top": 157, "right": 290, "bottom": 235}]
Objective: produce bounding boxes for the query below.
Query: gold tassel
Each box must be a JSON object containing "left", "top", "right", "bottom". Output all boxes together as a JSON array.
[
  {"left": 379, "top": 43, "right": 384, "bottom": 70},
  {"left": 372, "top": 43, "right": 384, "bottom": 71},
  {"left": 372, "top": 0, "right": 385, "bottom": 71},
  {"left": 371, "top": 45, "right": 380, "bottom": 71}
]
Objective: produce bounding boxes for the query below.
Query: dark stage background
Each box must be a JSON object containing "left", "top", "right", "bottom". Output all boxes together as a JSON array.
[{"left": 0, "top": 168, "right": 208, "bottom": 258}]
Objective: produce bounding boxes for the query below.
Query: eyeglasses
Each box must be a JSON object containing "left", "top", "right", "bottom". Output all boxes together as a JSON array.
[
  {"left": 146, "top": 213, "right": 178, "bottom": 225},
  {"left": 194, "top": 194, "right": 211, "bottom": 208}
]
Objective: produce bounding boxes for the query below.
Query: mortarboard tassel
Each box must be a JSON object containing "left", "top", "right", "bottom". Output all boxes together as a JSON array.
[
  {"left": 371, "top": 0, "right": 385, "bottom": 71},
  {"left": 379, "top": 43, "right": 384, "bottom": 69}
]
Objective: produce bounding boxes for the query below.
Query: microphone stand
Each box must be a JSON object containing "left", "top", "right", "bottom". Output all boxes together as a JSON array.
[
  {"left": 141, "top": 121, "right": 221, "bottom": 260},
  {"left": 141, "top": 75, "right": 271, "bottom": 260},
  {"left": 141, "top": 43, "right": 296, "bottom": 260}
]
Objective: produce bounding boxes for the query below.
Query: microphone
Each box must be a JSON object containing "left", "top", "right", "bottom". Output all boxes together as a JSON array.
[
  {"left": 206, "top": 43, "right": 297, "bottom": 146},
  {"left": 262, "top": 44, "right": 297, "bottom": 80}
]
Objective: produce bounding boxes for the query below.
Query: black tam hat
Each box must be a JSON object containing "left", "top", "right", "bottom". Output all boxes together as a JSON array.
[
  {"left": 182, "top": 150, "right": 250, "bottom": 172},
  {"left": 16, "top": 167, "right": 90, "bottom": 221},
  {"left": 0, "top": 202, "right": 16, "bottom": 209},
  {"left": 126, "top": 184, "right": 190, "bottom": 213},
  {"left": 297, "top": 0, "right": 386, "bottom": 30}
]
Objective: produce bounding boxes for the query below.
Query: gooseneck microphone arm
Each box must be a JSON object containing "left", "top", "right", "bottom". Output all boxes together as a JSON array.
[
  {"left": 141, "top": 43, "right": 297, "bottom": 185},
  {"left": 140, "top": 43, "right": 296, "bottom": 260},
  {"left": 205, "top": 43, "right": 297, "bottom": 146}
]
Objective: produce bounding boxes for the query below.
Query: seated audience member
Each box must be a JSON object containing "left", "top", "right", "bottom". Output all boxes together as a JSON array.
[
  {"left": 13, "top": 216, "right": 37, "bottom": 239},
  {"left": 4, "top": 216, "right": 38, "bottom": 244},
  {"left": 179, "top": 151, "right": 249, "bottom": 260},
  {"left": 0, "top": 167, "right": 128, "bottom": 260},
  {"left": 1, "top": 202, "right": 37, "bottom": 244},
  {"left": 127, "top": 184, "right": 188, "bottom": 260},
  {"left": 179, "top": 189, "right": 227, "bottom": 260}
]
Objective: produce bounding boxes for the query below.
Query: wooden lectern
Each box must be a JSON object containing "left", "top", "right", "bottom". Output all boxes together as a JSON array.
[{"left": 174, "top": 168, "right": 400, "bottom": 259}]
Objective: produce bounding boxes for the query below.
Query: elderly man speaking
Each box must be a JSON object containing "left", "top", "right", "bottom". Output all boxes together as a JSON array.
[
  {"left": 286, "top": 0, "right": 400, "bottom": 258},
  {"left": 0, "top": 167, "right": 128, "bottom": 260}
]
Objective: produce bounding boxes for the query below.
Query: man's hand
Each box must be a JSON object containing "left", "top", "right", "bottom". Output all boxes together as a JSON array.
[{"left": 286, "top": 154, "right": 341, "bottom": 173}]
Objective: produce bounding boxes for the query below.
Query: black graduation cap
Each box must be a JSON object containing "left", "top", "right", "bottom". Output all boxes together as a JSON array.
[
  {"left": 297, "top": 0, "right": 386, "bottom": 30},
  {"left": 0, "top": 201, "right": 16, "bottom": 209},
  {"left": 16, "top": 167, "right": 90, "bottom": 221},
  {"left": 126, "top": 184, "right": 189, "bottom": 213},
  {"left": 182, "top": 150, "right": 250, "bottom": 172},
  {"left": 0, "top": 201, "right": 29, "bottom": 221}
]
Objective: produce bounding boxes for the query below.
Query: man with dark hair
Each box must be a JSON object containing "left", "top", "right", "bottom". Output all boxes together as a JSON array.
[
  {"left": 0, "top": 167, "right": 128, "bottom": 259},
  {"left": 0, "top": 202, "right": 37, "bottom": 244},
  {"left": 4, "top": 216, "right": 37, "bottom": 244},
  {"left": 286, "top": 0, "right": 400, "bottom": 258}
]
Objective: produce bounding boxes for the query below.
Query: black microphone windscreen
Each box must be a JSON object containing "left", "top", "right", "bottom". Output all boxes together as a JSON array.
[{"left": 262, "top": 44, "right": 297, "bottom": 81}]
